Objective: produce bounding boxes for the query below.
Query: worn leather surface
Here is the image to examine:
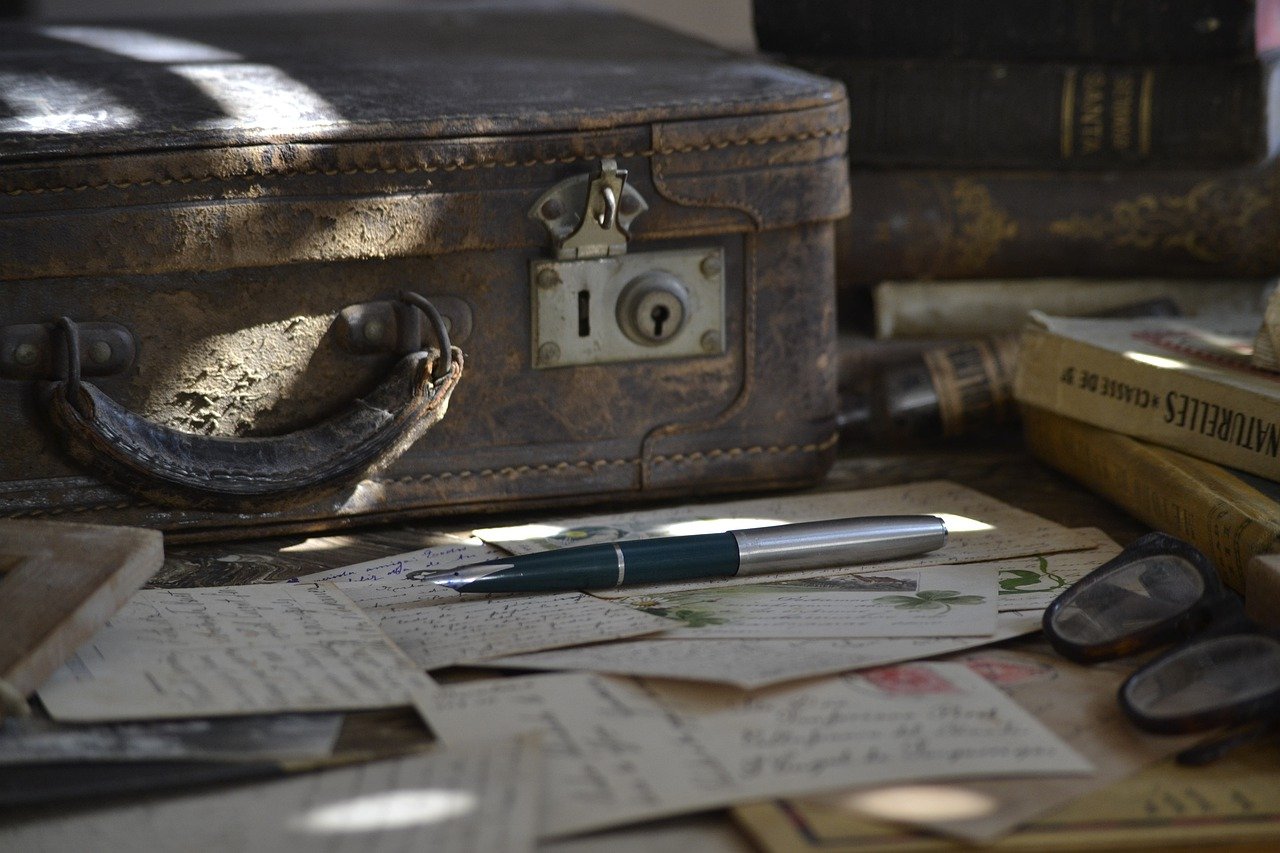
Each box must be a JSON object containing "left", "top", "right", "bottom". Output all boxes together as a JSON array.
[
  {"left": 0, "top": 9, "right": 840, "bottom": 161},
  {"left": 0, "top": 7, "right": 850, "bottom": 538}
]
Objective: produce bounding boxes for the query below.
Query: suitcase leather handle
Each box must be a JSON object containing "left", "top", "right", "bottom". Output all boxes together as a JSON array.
[{"left": 43, "top": 297, "right": 463, "bottom": 512}]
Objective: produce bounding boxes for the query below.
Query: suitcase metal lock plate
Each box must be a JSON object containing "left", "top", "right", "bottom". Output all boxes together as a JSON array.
[{"left": 528, "top": 159, "right": 726, "bottom": 369}]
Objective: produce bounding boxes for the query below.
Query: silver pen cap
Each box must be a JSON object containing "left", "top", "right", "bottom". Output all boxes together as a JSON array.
[{"left": 732, "top": 515, "right": 947, "bottom": 576}]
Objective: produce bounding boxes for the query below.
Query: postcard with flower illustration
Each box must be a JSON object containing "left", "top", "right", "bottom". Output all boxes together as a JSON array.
[{"left": 617, "top": 564, "right": 997, "bottom": 639}]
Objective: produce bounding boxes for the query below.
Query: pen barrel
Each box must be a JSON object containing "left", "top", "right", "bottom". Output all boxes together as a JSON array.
[
  {"left": 732, "top": 515, "right": 947, "bottom": 576},
  {"left": 615, "top": 533, "right": 741, "bottom": 584},
  {"left": 468, "top": 533, "right": 741, "bottom": 591}
]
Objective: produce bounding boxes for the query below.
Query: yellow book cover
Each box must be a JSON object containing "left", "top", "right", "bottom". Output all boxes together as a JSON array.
[
  {"left": 1020, "top": 405, "right": 1280, "bottom": 594},
  {"left": 1014, "top": 312, "right": 1280, "bottom": 481}
]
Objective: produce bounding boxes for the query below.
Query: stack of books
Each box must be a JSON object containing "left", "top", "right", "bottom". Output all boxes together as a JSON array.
[
  {"left": 1010, "top": 311, "right": 1280, "bottom": 595},
  {"left": 756, "top": 1, "right": 1280, "bottom": 588},
  {"left": 755, "top": 0, "right": 1280, "bottom": 296}
]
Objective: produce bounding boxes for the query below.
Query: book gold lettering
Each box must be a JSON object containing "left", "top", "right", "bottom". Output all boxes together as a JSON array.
[
  {"left": 1077, "top": 70, "right": 1108, "bottom": 156},
  {"left": 1110, "top": 73, "right": 1136, "bottom": 152}
]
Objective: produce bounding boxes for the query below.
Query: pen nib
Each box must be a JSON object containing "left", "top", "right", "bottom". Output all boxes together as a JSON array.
[{"left": 431, "top": 563, "right": 516, "bottom": 590}]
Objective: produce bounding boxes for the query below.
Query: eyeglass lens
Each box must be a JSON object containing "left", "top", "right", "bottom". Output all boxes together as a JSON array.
[
  {"left": 1123, "top": 634, "right": 1280, "bottom": 723},
  {"left": 1050, "top": 554, "right": 1205, "bottom": 648}
]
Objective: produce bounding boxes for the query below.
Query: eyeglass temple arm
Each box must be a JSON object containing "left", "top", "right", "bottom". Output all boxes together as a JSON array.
[{"left": 1176, "top": 719, "right": 1278, "bottom": 767}]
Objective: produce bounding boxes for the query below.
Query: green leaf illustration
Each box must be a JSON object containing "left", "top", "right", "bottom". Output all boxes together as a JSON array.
[
  {"left": 669, "top": 608, "right": 727, "bottom": 628},
  {"left": 874, "top": 590, "right": 986, "bottom": 613},
  {"left": 998, "top": 556, "right": 1068, "bottom": 595},
  {"left": 875, "top": 595, "right": 924, "bottom": 606},
  {"left": 999, "top": 569, "right": 1046, "bottom": 592}
]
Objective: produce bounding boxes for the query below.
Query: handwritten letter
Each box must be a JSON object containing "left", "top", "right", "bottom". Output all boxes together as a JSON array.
[
  {"left": 417, "top": 665, "right": 1090, "bottom": 837},
  {"left": 293, "top": 544, "right": 678, "bottom": 671},
  {"left": 38, "top": 583, "right": 437, "bottom": 722},
  {"left": 371, "top": 592, "right": 676, "bottom": 671}
]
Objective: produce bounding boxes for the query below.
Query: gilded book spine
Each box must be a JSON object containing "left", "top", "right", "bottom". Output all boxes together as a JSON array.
[
  {"left": 1013, "top": 325, "right": 1280, "bottom": 481},
  {"left": 790, "top": 58, "right": 1268, "bottom": 169},
  {"left": 1022, "top": 406, "right": 1280, "bottom": 593},
  {"left": 838, "top": 164, "right": 1280, "bottom": 285}
]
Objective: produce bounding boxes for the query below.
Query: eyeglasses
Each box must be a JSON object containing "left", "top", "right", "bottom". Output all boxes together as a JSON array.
[{"left": 1042, "top": 531, "right": 1280, "bottom": 764}]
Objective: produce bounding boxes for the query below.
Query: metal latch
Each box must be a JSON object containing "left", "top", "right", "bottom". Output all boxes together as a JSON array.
[
  {"left": 530, "top": 159, "right": 646, "bottom": 260},
  {"left": 528, "top": 159, "right": 726, "bottom": 369}
]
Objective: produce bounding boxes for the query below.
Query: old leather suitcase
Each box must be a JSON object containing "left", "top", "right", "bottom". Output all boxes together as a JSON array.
[{"left": 0, "top": 7, "right": 850, "bottom": 540}]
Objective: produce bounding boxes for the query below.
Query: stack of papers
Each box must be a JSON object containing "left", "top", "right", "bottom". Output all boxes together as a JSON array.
[{"left": 2, "top": 480, "right": 1209, "bottom": 850}]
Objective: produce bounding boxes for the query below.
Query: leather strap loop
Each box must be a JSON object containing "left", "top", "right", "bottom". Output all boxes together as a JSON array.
[
  {"left": 55, "top": 316, "right": 88, "bottom": 417},
  {"left": 45, "top": 312, "right": 464, "bottom": 512},
  {"left": 400, "top": 290, "right": 453, "bottom": 378}
]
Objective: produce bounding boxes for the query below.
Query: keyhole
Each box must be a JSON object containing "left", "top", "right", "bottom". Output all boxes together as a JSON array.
[
  {"left": 650, "top": 304, "right": 670, "bottom": 338},
  {"left": 578, "top": 290, "right": 591, "bottom": 337}
]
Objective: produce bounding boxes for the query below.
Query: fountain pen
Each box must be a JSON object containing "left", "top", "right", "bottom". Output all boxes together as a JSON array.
[{"left": 431, "top": 515, "right": 948, "bottom": 593}]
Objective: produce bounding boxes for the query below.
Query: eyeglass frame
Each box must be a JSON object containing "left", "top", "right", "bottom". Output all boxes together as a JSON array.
[{"left": 1042, "top": 531, "right": 1280, "bottom": 737}]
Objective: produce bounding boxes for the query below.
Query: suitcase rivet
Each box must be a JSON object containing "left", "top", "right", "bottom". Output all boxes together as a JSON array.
[
  {"left": 701, "top": 331, "right": 722, "bottom": 354},
  {"left": 13, "top": 343, "right": 39, "bottom": 366},
  {"left": 536, "top": 268, "right": 562, "bottom": 290},
  {"left": 538, "top": 342, "right": 561, "bottom": 365},
  {"left": 88, "top": 341, "right": 113, "bottom": 365},
  {"left": 700, "top": 253, "right": 722, "bottom": 278},
  {"left": 539, "top": 199, "right": 564, "bottom": 220}
]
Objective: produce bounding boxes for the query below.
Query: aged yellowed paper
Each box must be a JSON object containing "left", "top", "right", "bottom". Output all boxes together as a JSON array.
[
  {"left": 416, "top": 664, "right": 1090, "bottom": 838},
  {"left": 38, "top": 583, "right": 437, "bottom": 721},
  {"left": 734, "top": 642, "right": 1206, "bottom": 847},
  {"left": 294, "top": 544, "right": 677, "bottom": 670}
]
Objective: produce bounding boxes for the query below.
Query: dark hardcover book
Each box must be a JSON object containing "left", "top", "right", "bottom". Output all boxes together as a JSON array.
[
  {"left": 755, "top": 0, "right": 1276, "bottom": 62},
  {"left": 792, "top": 56, "right": 1278, "bottom": 169},
  {"left": 838, "top": 161, "right": 1280, "bottom": 286}
]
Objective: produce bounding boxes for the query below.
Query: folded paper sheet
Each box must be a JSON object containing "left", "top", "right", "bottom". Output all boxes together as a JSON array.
[
  {"left": 416, "top": 665, "right": 1091, "bottom": 838},
  {"left": 38, "top": 583, "right": 437, "bottom": 722},
  {"left": 369, "top": 591, "right": 677, "bottom": 671}
]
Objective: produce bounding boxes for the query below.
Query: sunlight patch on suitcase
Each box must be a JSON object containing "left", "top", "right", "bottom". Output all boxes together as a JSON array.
[
  {"left": 40, "top": 26, "right": 242, "bottom": 62},
  {"left": 35, "top": 26, "right": 343, "bottom": 134},
  {"left": 0, "top": 72, "right": 138, "bottom": 134},
  {"left": 139, "top": 311, "right": 335, "bottom": 436},
  {"left": 169, "top": 64, "right": 344, "bottom": 130}
]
